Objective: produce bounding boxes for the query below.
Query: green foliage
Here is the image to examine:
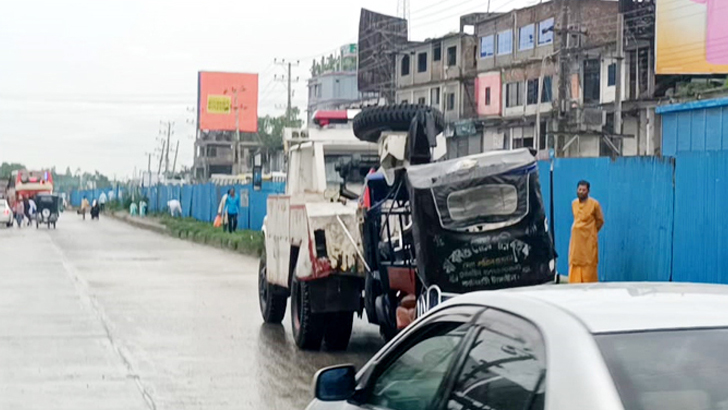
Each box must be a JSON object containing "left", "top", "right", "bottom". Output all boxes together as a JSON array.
[
  {"left": 257, "top": 107, "right": 303, "bottom": 150},
  {"left": 0, "top": 162, "right": 26, "bottom": 179},
  {"left": 157, "top": 215, "right": 264, "bottom": 257}
]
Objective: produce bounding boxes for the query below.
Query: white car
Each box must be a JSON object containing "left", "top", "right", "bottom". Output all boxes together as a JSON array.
[
  {"left": 308, "top": 282, "right": 728, "bottom": 410},
  {"left": 1, "top": 199, "right": 13, "bottom": 227}
]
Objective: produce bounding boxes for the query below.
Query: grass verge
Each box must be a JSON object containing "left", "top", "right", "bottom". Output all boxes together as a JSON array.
[{"left": 157, "top": 215, "right": 264, "bottom": 257}]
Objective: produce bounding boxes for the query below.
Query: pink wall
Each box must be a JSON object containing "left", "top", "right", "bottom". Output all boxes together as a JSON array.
[{"left": 475, "top": 72, "right": 501, "bottom": 117}]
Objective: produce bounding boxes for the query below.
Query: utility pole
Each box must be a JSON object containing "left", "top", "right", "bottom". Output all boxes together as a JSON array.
[
  {"left": 614, "top": 12, "right": 624, "bottom": 136},
  {"left": 274, "top": 59, "right": 300, "bottom": 120},
  {"left": 171, "top": 140, "right": 180, "bottom": 176},
  {"left": 157, "top": 140, "right": 166, "bottom": 176},
  {"left": 556, "top": 0, "right": 570, "bottom": 158},
  {"left": 160, "top": 121, "right": 174, "bottom": 176}
]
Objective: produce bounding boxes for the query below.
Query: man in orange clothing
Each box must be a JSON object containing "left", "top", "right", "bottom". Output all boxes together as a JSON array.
[{"left": 569, "top": 180, "right": 604, "bottom": 283}]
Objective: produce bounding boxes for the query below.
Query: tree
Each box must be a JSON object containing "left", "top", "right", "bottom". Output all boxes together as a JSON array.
[
  {"left": 0, "top": 162, "right": 26, "bottom": 179},
  {"left": 257, "top": 107, "right": 303, "bottom": 151}
]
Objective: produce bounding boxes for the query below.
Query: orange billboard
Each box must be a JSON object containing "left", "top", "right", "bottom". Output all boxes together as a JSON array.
[{"left": 198, "top": 71, "right": 258, "bottom": 132}]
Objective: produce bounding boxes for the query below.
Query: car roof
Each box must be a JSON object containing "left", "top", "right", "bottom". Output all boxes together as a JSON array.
[{"left": 451, "top": 282, "right": 728, "bottom": 333}]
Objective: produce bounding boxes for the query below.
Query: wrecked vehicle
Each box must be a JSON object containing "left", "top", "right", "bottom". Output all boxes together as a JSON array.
[{"left": 355, "top": 104, "right": 556, "bottom": 339}]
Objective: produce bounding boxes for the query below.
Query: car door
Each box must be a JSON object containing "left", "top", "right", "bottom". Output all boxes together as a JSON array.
[
  {"left": 439, "top": 308, "right": 547, "bottom": 410},
  {"left": 349, "top": 305, "right": 484, "bottom": 410}
]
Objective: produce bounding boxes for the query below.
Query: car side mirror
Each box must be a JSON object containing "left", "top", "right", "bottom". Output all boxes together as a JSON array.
[{"left": 313, "top": 364, "right": 356, "bottom": 402}]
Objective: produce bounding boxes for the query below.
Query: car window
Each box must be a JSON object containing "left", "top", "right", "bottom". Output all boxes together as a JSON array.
[
  {"left": 447, "top": 309, "right": 546, "bottom": 410},
  {"left": 596, "top": 328, "right": 728, "bottom": 410},
  {"left": 367, "top": 321, "right": 470, "bottom": 410}
]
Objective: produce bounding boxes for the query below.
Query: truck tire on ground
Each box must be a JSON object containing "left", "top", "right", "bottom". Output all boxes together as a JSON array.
[
  {"left": 352, "top": 104, "right": 446, "bottom": 142},
  {"left": 364, "top": 272, "right": 380, "bottom": 325},
  {"left": 323, "top": 312, "right": 354, "bottom": 351},
  {"left": 258, "top": 253, "right": 286, "bottom": 324},
  {"left": 291, "top": 277, "right": 325, "bottom": 350}
]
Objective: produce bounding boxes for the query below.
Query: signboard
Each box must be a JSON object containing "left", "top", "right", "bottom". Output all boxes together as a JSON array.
[
  {"left": 341, "top": 43, "right": 357, "bottom": 57},
  {"left": 198, "top": 71, "right": 259, "bottom": 132},
  {"left": 656, "top": 0, "right": 728, "bottom": 74},
  {"left": 206, "top": 95, "right": 231, "bottom": 114}
]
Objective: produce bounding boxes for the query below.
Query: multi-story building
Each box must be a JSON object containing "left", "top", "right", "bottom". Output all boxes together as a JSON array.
[
  {"left": 307, "top": 44, "right": 379, "bottom": 124},
  {"left": 469, "top": 0, "right": 636, "bottom": 158},
  {"left": 394, "top": 30, "right": 481, "bottom": 156},
  {"left": 193, "top": 131, "right": 260, "bottom": 179}
]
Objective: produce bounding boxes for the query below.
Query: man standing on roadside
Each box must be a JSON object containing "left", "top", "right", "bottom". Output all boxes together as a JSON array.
[{"left": 569, "top": 180, "right": 604, "bottom": 283}]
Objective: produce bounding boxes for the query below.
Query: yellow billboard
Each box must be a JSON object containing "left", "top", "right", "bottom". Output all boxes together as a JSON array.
[
  {"left": 206, "top": 95, "right": 232, "bottom": 114},
  {"left": 656, "top": 0, "right": 728, "bottom": 74}
]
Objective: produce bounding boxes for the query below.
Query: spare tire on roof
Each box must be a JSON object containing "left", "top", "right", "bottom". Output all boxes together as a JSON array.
[{"left": 352, "top": 104, "right": 445, "bottom": 142}]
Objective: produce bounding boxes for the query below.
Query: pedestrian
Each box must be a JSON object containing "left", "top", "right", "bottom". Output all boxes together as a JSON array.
[
  {"left": 80, "top": 196, "right": 90, "bottom": 220},
  {"left": 14, "top": 198, "right": 25, "bottom": 228},
  {"left": 167, "top": 199, "right": 182, "bottom": 217},
  {"left": 23, "top": 196, "right": 31, "bottom": 226},
  {"left": 28, "top": 197, "right": 37, "bottom": 226},
  {"left": 224, "top": 188, "right": 240, "bottom": 233},
  {"left": 99, "top": 192, "right": 107, "bottom": 212},
  {"left": 568, "top": 180, "right": 605, "bottom": 284},
  {"left": 217, "top": 189, "right": 230, "bottom": 230}
]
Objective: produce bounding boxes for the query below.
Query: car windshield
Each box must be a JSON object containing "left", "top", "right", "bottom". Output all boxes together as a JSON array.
[{"left": 595, "top": 328, "right": 728, "bottom": 410}]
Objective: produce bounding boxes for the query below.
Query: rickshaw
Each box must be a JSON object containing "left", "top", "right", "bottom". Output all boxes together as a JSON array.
[
  {"left": 35, "top": 194, "right": 61, "bottom": 229},
  {"left": 354, "top": 105, "right": 556, "bottom": 339}
]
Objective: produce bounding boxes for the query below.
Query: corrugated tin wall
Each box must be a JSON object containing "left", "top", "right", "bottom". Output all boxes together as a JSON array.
[
  {"left": 672, "top": 151, "right": 728, "bottom": 283},
  {"left": 541, "top": 157, "right": 675, "bottom": 282},
  {"left": 660, "top": 97, "right": 728, "bottom": 156}
]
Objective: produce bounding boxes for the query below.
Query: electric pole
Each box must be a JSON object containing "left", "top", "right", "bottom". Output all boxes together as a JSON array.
[
  {"left": 615, "top": 12, "right": 624, "bottom": 137},
  {"left": 556, "top": 0, "right": 570, "bottom": 158},
  {"left": 171, "top": 140, "right": 180, "bottom": 176},
  {"left": 160, "top": 121, "right": 174, "bottom": 176},
  {"left": 274, "top": 59, "right": 300, "bottom": 120}
]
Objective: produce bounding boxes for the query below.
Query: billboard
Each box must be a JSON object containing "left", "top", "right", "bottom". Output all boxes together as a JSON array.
[
  {"left": 656, "top": 0, "right": 728, "bottom": 74},
  {"left": 358, "top": 9, "right": 408, "bottom": 100},
  {"left": 198, "top": 71, "right": 258, "bottom": 132}
]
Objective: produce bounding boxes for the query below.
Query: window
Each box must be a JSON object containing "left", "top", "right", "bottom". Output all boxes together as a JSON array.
[
  {"left": 584, "top": 59, "right": 601, "bottom": 103},
  {"left": 434, "top": 43, "right": 442, "bottom": 61},
  {"left": 527, "top": 79, "right": 539, "bottom": 105},
  {"left": 206, "top": 146, "right": 217, "bottom": 157},
  {"left": 541, "top": 76, "right": 553, "bottom": 102},
  {"left": 539, "top": 121, "right": 547, "bottom": 150},
  {"left": 447, "top": 309, "right": 546, "bottom": 410},
  {"left": 369, "top": 322, "right": 468, "bottom": 410},
  {"left": 480, "top": 35, "right": 494, "bottom": 58},
  {"left": 447, "top": 46, "right": 457, "bottom": 66},
  {"left": 401, "top": 55, "right": 410, "bottom": 76},
  {"left": 446, "top": 93, "right": 456, "bottom": 111},
  {"left": 448, "top": 185, "right": 518, "bottom": 220},
  {"left": 418, "top": 52, "right": 428, "bottom": 73},
  {"left": 608, "top": 63, "right": 617, "bottom": 86},
  {"left": 418, "top": 97, "right": 426, "bottom": 105},
  {"left": 597, "top": 329, "right": 728, "bottom": 410},
  {"left": 497, "top": 29, "right": 513, "bottom": 55},
  {"left": 514, "top": 137, "right": 535, "bottom": 149},
  {"left": 519, "top": 24, "right": 535, "bottom": 51},
  {"left": 401, "top": 99, "right": 409, "bottom": 104},
  {"left": 431, "top": 88, "right": 441, "bottom": 106},
  {"left": 506, "top": 82, "right": 522, "bottom": 108},
  {"left": 485, "top": 87, "right": 491, "bottom": 106},
  {"left": 538, "top": 18, "right": 555, "bottom": 45}
]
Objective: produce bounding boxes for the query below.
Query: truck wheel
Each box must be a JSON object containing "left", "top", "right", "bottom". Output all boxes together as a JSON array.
[
  {"left": 364, "top": 272, "right": 380, "bottom": 325},
  {"left": 258, "top": 253, "right": 286, "bottom": 324},
  {"left": 353, "top": 104, "right": 445, "bottom": 142},
  {"left": 291, "top": 277, "right": 325, "bottom": 350},
  {"left": 323, "top": 312, "right": 354, "bottom": 351}
]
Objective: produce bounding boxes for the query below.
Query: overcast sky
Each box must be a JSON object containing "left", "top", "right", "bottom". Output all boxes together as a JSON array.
[{"left": 0, "top": 0, "right": 536, "bottom": 179}]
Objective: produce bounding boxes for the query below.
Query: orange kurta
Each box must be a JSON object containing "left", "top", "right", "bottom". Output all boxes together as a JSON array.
[{"left": 569, "top": 197, "right": 604, "bottom": 283}]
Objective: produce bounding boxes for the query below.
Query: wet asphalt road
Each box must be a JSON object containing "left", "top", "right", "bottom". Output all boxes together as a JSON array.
[{"left": 0, "top": 213, "right": 384, "bottom": 410}]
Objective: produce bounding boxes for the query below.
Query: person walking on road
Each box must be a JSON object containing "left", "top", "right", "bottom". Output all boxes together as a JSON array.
[
  {"left": 224, "top": 188, "right": 240, "bottom": 233},
  {"left": 14, "top": 198, "right": 25, "bottom": 228},
  {"left": 28, "top": 197, "right": 37, "bottom": 226},
  {"left": 80, "top": 196, "right": 90, "bottom": 220},
  {"left": 569, "top": 180, "right": 604, "bottom": 283},
  {"left": 217, "top": 189, "right": 230, "bottom": 230},
  {"left": 23, "top": 197, "right": 31, "bottom": 226}
]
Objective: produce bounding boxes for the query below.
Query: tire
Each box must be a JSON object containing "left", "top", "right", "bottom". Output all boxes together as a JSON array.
[
  {"left": 352, "top": 104, "right": 446, "bottom": 142},
  {"left": 291, "top": 277, "right": 325, "bottom": 350},
  {"left": 323, "top": 312, "right": 354, "bottom": 351},
  {"left": 364, "top": 272, "right": 381, "bottom": 325},
  {"left": 258, "top": 253, "right": 287, "bottom": 324}
]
